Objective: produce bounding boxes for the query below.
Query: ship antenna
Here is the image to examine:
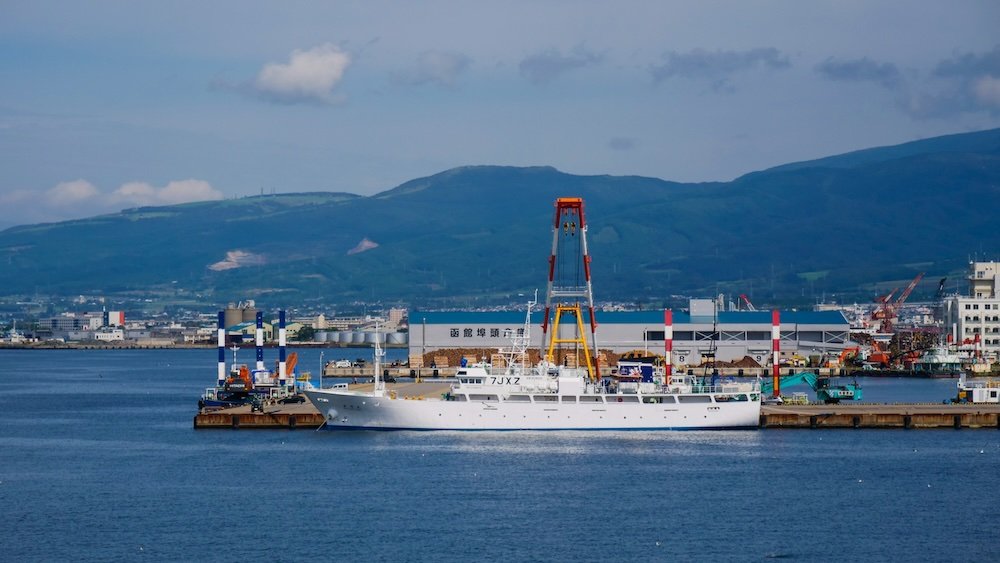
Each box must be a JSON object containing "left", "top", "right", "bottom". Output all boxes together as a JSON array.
[{"left": 505, "top": 290, "right": 536, "bottom": 375}]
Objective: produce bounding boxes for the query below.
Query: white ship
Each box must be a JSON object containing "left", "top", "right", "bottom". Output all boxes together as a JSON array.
[{"left": 304, "top": 303, "right": 762, "bottom": 431}]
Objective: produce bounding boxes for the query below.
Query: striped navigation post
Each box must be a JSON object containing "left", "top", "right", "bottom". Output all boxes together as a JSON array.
[
  {"left": 663, "top": 309, "right": 673, "bottom": 385},
  {"left": 217, "top": 311, "right": 226, "bottom": 387},
  {"left": 255, "top": 312, "right": 265, "bottom": 372},
  {"left": 278, "top": 310, "right": 287, "bottom": 389},
  {"left": 772, "top": 310, "right": 781, "bottom": 398}
]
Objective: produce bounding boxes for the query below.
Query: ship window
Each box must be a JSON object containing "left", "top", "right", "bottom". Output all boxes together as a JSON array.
[
  {"left": 678, "top": 395, "right": 712, "bottom": 403},
  {"left": 454, "top": 395, "right": 468, "bottom": 401},
  {"left": 561, "top": 396, "right": 577, "bottom": 403},
  {"left": 617, "top": 395, "right": 640, "bottom": 403},
  {"left": 579, "top": 396, "right": 603, "bottom": 403},
  {"left": 535, "top": 395, "right": 557, "bottom": 402},
  {"left": 469, "top": 394, "right": 498, "bottom": 402},
  {"left": 506, "top": 395, "right": 531, "bottom": 402}
]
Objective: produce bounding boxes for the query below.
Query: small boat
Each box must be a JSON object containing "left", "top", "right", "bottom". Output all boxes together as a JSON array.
[
  {"left": 909, "top": 346, "right": 964, "bottom": 378},
  {"left": 954, "top": 373, "right": 1000, "bottom": 403}
]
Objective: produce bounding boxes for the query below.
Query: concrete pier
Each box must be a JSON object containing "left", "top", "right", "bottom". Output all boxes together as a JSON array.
[
  {"left": 761, "top": 404, "right": 1000, "bottom": 429},
  {"left": 194, "top": 401, "right": 324, "bottom": 429}
]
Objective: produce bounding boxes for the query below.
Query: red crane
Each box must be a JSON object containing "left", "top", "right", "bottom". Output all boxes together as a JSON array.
[{"left": 871, "top": 272, "right": 924, "bottom": 334}]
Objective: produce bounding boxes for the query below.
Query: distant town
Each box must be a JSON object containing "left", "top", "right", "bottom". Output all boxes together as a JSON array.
[
  {"left": 0, "top": 300, "right": 410, "bottom": 348},
  {"left": 3, "top": 260, "right": 1000, "bottom": 376}
]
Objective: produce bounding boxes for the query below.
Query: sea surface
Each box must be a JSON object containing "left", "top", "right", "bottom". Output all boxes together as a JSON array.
[{"left": 1, "top": 348, "right": 998, "bottom": 562}]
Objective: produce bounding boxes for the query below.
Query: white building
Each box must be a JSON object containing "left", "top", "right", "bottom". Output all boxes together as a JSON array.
[
  {"left": 943, "top": 261, "right": 1000, "bottom": 358},
  {"left": 94, "top": 328, "right": 125, "bottom": 342}
]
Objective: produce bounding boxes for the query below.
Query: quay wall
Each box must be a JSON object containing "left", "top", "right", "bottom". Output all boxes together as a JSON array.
[{"left": 194, "top": 400, "right": 1000, "bottom": 430}]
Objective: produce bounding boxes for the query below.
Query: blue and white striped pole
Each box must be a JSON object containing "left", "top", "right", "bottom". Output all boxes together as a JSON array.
[
  {"left": 279, "top": 310, "right": 287, "bottom": 389},
  {"left": 217, "top": 311, "right": 226, "bottom": 386},
  {"left": 255, "top": 311, "right": 265, "bottom": 372}
]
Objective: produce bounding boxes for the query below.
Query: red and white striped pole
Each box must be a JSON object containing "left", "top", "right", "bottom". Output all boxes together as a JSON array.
[
  {"left": 663, "top": 309, "right": 673, "bottom": 385},
  {"left": 771, "top": 309, "right": 781, "bottom": 398}
]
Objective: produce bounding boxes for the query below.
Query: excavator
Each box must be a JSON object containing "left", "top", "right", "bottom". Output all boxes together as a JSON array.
[{"left": 760, "top": 372, "right": 863, "bottom": 404}]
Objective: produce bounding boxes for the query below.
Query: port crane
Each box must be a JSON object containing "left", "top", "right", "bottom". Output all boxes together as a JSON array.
[
  {"left": 871, "top": 272, "right": 924, "bottom": 334},
  {"left": 541, "top": 197, "right": 599, "bottom": 382}
]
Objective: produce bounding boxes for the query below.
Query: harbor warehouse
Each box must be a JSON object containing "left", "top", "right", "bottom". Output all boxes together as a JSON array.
[{"left": 409, "top": 305, "right": 849, "bottom": 366}]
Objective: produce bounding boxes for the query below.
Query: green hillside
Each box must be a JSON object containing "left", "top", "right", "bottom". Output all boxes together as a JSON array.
[{"left": 2, "top": 129, "right": 999, "bottom": 308}]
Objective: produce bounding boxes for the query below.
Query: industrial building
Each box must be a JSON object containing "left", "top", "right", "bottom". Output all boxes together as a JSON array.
[{"left": 409, "top": 299, "right": 849, "bottom": 367}]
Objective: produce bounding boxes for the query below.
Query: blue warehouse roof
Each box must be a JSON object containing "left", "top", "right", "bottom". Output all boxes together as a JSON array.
[{"left": 412, "top": 309, "right": 847, "bottom": 326}]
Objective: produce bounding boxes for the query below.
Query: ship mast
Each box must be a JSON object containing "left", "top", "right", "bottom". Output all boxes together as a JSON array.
[
  {"left": 372, "top": 322, "right": 385, "bottom": 396},
  {"left": 503, "top": 291, "right": 536, "bottom": 375}
]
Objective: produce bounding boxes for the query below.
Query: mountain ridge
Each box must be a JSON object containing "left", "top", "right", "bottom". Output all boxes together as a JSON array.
[{"left": 2, "top": 128, "right": 999, "bottom": 307}]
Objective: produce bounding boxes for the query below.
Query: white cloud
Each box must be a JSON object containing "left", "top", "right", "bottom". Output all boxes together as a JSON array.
[
  {"left": 253, "top": 43, "right": 351, "bottom": 104},
  {"left": 974, "top": 76, "right": 1000, "bottom": 108},
  {"left": 45, "top": 180, "right": 100, "bottom": 206},
  {"left": 519, "top": 46, "right": 603, "bottom": 85},
  {"left": 110, "top": 179, "right": 223, "bottom": 206},
  {"left": 111, "top": 182, "right": 158, "bottom": 206},
  {"left": 0, "top": 178, "right": 225, "bottom": 228},
  {"left": 410, "top": 51, "right": 471, "bottom": 88},
  {"left": 650, "top": 47, "right": 790, "bottom": 93}
]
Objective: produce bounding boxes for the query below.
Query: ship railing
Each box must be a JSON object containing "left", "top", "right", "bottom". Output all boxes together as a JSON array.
[{"left": 689, "top": 383, "right": 760, "bottom": 394}]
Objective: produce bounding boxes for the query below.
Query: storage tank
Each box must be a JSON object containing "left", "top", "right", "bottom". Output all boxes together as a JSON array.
[
  {"left": 387, "top": 332, "right": 406, "bottom": 345},
  {"left": 314, "top": 331, "right": 329, "bottom": 343},
  {"left": 351, "top": 331, "right": 366, "bottom": 345},
  {"left": 224, "top": 304, "right": 242, "bottom": 329},
  {"left": 241, "top": 306, "right": 258, "bottom": 323}
]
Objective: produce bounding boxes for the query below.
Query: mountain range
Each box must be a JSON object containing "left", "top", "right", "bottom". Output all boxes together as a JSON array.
[{"left": 2, "top": 128, "right": 1000, "bottom": 309}]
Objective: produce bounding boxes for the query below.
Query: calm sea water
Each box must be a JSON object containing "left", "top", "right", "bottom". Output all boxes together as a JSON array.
[{"left": 1, "top": 349, "right": 998, "bottom": 562}]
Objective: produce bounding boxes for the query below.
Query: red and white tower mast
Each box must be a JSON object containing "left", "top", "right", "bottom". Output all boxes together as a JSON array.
[{"left": 541, "top": 197, "right": 599, "bottom": 381}]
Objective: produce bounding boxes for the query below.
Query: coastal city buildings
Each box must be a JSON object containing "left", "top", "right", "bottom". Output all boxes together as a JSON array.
[{"left": 944, "top": 261, "right": 1000, "bottom": 358}]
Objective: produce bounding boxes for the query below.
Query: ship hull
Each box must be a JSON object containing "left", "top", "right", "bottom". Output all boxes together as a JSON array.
[{"left": 304, "top": 389, "right": 760, "bottom": 430}]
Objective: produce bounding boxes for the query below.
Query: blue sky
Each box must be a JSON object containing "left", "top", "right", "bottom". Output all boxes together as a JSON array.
[{"left": 1, "top": 1, "right": 998, "bottom": 228}]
